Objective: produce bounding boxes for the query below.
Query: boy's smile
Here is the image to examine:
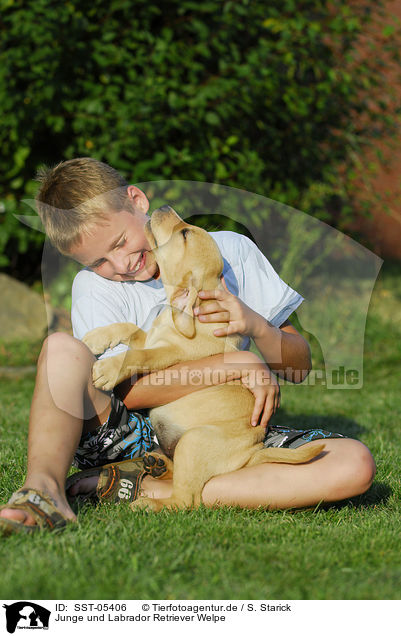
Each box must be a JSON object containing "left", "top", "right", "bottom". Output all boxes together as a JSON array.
[{"left": 69, "top": 209, "right": 160, "bottom": 282}]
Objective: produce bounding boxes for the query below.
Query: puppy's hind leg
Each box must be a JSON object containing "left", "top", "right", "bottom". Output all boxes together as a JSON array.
[
  {"left": 131, "top": 425, "right": 231, "bottom": 512},
  {"left": 143, "top": 451, "right": 174, "bottom": 480}
]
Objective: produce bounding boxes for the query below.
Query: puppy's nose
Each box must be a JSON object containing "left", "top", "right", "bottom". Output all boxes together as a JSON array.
[{"left": 159, "top": 204, "right": 173, "bottom": 212}]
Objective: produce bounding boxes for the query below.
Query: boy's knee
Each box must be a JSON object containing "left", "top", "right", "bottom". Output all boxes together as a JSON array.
[
  {"left": 355, "top": 443, "right": 376, "bottom": 491},
  {"left": 340, "top": 440, "right": 376, "bottom": 497},
  {"left": 38, "top": 332, "right": 94, "bottom": 367}
]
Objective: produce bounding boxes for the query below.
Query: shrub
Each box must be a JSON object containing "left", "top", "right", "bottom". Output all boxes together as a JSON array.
[{"left": 0, "top": 0, "right": 398, "bottom": 279}]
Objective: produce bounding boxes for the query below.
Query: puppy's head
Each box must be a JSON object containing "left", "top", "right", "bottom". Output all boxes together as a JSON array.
[{"left": 145, "top": 206, "right": 224, "bottom": 338}]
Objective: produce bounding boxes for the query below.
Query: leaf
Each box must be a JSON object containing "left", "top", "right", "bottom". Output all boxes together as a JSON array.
[{"left": 205, "top": 112, "right": 220, "bottom": 126}]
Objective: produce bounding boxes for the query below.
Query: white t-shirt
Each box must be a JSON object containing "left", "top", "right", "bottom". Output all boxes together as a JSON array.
[{"left": 71, "top": 231, "right": 303, "bottom": 355}]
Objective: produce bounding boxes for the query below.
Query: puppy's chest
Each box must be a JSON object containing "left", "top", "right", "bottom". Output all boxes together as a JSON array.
[{"left": 143, "top": 308, "right": 238, "bottom": 356}]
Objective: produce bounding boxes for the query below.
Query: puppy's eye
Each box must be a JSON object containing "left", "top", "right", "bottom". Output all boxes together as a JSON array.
[{"left": 181, "top": 228, "right": 190, "bottom": 240}]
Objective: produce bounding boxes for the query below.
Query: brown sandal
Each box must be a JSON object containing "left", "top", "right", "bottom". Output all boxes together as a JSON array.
[
  {"left": 66, "top": 454, "right": 173, "bottom": 505},
  {"left": 0, "top": 488, "right": 72, "bottom": 536},
  {"left": 66, "top": 458, "right": 146, "bottom": 504}
]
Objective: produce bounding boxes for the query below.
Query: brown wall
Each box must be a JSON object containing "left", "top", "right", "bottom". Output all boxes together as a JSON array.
[{"left": 351, "top": 1, "right": 401, "bottom": 259}]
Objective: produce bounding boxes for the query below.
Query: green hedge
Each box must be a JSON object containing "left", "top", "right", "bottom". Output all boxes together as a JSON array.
[{"left": 0, "top": 0, "right": 398, "bottom": 278}]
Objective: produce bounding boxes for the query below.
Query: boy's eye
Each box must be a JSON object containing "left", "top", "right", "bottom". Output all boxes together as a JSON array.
[
  {"left": 91, "top": 259, "right": 105, "bottom": 269},
  {"left": 116, "top": 237, "right": 127, "bottom": 248}
]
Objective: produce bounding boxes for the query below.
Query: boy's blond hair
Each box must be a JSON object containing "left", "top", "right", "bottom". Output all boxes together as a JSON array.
[{"left": 36, "top": 157, "right": 130, "bottom": 254}]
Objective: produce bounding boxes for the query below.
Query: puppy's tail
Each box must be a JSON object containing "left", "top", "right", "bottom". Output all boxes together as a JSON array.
[{"left": 247, "top": 443, "right": 325, "bottom": 467}]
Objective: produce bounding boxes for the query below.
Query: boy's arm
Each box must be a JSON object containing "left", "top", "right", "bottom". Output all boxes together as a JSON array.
[
  {"left": 196, "top": 280, "right": 311, "bottom": 383},
  {"left": 115, "top": 350, "right": 280, "bottom": 429},
  {"left": 251, "top": 318, "right": 311, "bottom": 382}
]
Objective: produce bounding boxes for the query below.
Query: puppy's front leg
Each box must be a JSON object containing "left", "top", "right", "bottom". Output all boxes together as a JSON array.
[
  {"left": 83, "top": 323, "right": 146, "bottom": 355},
  {"left": 91, "top": 346, "right": 183, "bottom": 391},
  {"left": 91, "top": 352, "right": 129, "bottom": 390}
]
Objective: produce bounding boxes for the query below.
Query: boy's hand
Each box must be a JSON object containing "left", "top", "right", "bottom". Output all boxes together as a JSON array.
[
  {"left": 195, "top": 277, "right": 265, "bottom": 338},
  {"left": 240, "top": 363, "right": 280, "bottom": 428}
]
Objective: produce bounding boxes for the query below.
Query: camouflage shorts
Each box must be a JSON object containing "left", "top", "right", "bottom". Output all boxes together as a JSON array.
[
  {"left": 73, "top": 394, "right": 345, "bottom": 470},
  {"left": 73, "top": 394, "right": 154, "bottom": 470},
  {"left": 263, "top": 424, "right": 345, "bottom": 449}
]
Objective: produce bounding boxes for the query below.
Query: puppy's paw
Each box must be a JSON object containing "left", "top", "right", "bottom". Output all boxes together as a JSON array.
[
  {"left": 92, "top": 355, "right": 128, "bottom": 391},
  {"left": 83, "top": 326, "right": 122, "bottom": 355},
  {"left": 143, "top": 452, "right": 174, "bottom": 480},
  {"left": 130, "top": 496, "right": 164, "bottom": 512}
]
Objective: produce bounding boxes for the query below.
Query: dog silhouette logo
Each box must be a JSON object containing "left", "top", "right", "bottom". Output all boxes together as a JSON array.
[{"left": 3, "top": 602, "right": 50, "bottom": 633}]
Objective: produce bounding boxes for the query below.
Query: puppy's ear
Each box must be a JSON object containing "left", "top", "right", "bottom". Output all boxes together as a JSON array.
[{"left": 171, "top": 287, "right": 198, "bottom": 338}]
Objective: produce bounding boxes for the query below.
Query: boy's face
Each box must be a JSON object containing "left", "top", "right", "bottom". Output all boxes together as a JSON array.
[{"left": 69, "top": 208, "right": 159, "bottom": 282}]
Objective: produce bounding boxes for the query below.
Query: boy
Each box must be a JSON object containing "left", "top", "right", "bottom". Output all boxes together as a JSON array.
[{"left": 0, "top": 158, "right": 375, "bottom": 533}]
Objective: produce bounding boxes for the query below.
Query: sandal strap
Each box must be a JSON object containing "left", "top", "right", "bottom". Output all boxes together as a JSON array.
[
  {"left": 97, "top": 462, "right": 145, "bottom": 503},
  {"left": 7, "top": 488, "right": 69, "bottom": 530}
]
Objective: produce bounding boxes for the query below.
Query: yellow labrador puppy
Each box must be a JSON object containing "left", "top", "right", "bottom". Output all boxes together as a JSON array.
[{"left": 83, "top": 206, "right": 324, "bottom": 511}]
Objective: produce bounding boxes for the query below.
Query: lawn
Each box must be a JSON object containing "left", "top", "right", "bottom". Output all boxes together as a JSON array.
[{"left": 0, "top": 261, "right": 400, "bottom": 600}]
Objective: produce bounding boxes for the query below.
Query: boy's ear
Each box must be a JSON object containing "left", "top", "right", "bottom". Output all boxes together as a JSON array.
[
  {"left": 127, "top": 185, "right": 149, "bottom": 213},
  {"left": 171, "top": 287, "right": 198, "bottom": 338}
]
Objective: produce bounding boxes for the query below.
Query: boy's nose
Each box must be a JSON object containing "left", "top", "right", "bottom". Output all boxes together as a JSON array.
[{"left": 109, "top": 252, "right": 129, "bottom": 273}]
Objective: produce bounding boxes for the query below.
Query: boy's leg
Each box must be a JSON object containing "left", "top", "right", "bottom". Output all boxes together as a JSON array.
[
  {"left": 201, "top": 438, "right": 375, "bottom": 508},
  {"left": 70, "top": 437, "right": 375, "bottom": 509},
  {"left": 0, "top": 332, "right": 111, "bottom": 527},
  {"left": 140, "top": 438, "right": 375, "bottom": 509}
]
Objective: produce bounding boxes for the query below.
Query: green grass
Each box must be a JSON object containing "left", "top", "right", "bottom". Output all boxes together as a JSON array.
[
  {"left": 0, "top": 339, "right": 42, "bottom": 367},
  {"left": 0, "top": 261, "right": 400, "bottom": 600}
]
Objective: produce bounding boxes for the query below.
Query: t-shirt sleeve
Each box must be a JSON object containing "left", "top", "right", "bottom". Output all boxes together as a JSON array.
[
  {"left": 71, "top": 270, "right": 132, "bottom": 357},
  {"left": 235, "top": 235, "right": 303, "bottom": 327}
]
